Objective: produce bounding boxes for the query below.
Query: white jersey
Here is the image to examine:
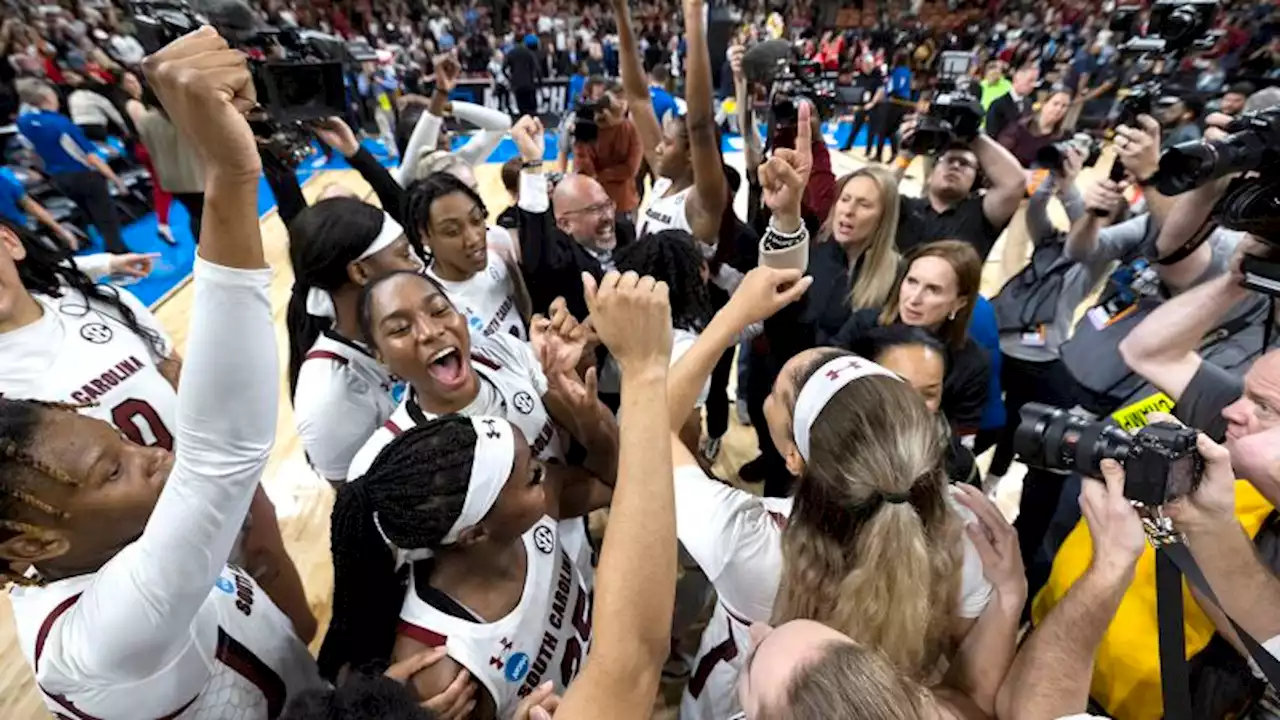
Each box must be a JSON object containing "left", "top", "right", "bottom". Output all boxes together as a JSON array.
[
  {"left": 347, "top": 332, "right": 564, "bottom": 481},
  {"left": 11, "top": 565, "right": 321, "bottom": 719},
  {"left": 293, "top": 331, "right": 404, "bottom": 481},
  {"left": 0, "top": 286, "right": 177, "bottom": 449},
  {"left": 637, "top": 177, "right": 695, "bottom": 239},
  {"left": 427, "top": 250, "right": 526, "bottom": 342},
  {"left": 399, "top": 516, "right": 594, "bottom": 718},
  {"left": 674, "top": 465, "right": 994, "bottom": 720}
]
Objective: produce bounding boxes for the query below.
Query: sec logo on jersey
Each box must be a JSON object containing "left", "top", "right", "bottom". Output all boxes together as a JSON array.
[
  {"left": 80, "top": 323, "right": 114, "bottom": 344},
  {"left": 513, "top": 391, "right": 535, "bottom": 415},
  {"left": 533, "top": 525, "right": 554, "bottom": 555}
]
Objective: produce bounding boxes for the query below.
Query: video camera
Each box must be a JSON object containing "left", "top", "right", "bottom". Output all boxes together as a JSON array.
[
  {"left": 572, "top": 96, "right": 611, "bottom": 145},
  {"left": 130, "top": 0, "right": 351, "bottom": 167},
  {"left": 1015, "top": 403, "right": 1204, "bottom": 508},
  {"left": 902, "top": 78, "right": 983, "bottom": 156},
  {"left": 770, "top": 57, "right": 837, "bottom": 128},
  {"left": 1036, "top": 132, "right": 1104, "bottom": 175}
]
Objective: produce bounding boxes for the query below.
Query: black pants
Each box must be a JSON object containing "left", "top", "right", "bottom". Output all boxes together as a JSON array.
[
  {"left": 840, "top": 108, "right": 873, "bottom": 152},
  {"left": 746, "top": 346, "right": 793, "bottom": 497},
  {"left": 53, "top": 170, "right": 127, "bottom": 254},
  {"left": 172, "top": 192, "right": 205, "bottom": 243},
  {"left": 869, "top": 103, "right": 907, "bottom": 161},
  {"left": 705, "top": 346, "right": 735, "bottom": 441},
  {"left": 514, "top": 86, "right": 539, "bottom": 117}
]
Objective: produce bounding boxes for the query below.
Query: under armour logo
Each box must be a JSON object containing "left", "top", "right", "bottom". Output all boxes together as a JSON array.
[
  {"left": 824, "top": 359, "right": 862, "bottom": 381},
  {"left": 482, "top": 419, "right": 501, "bottom": 439}
]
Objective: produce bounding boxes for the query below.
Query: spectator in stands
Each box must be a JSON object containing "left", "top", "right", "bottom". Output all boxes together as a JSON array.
[
  {"left": 62, "top": 69, "right": 128, "bottom": 141},
  {"left": 573, "top": 81, "right": 644, "bottom": 218},
  {"left": 996, "top": 86, "right": 1071, "bottom": 167},
  {"left": 0, "top": 166, "right": 80, "bottom": 250},
  {"left": 1217, "top": 81, "right": 1254, "bottom": 117},
  {"left": 985, "top": 64, "right": 1038, "bottom": 139},
  {"left": 132, "top": 87, "right": 205, "bottom": 242},
  {"left": 16, "top": 80, "right": 130, "bottom": 254}
]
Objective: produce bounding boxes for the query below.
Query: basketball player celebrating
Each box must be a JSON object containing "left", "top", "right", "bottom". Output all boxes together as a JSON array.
[
  {"left": 407, "top": 173, "right": 529, "bottom": 341},
  {"left": 0, "top": 220, "right": 316, "bottom": 642},
  {"left": 287, "top": 197, "right": 424, "bottom": 484},
  {"left": 656, "top": 137, "right": 1016, "bottom": 719},
  {"left": 345, "top": 269, "right": 617, "bottom": 485},
  {"left": 1, "top": 28, "right": 328, "bottom": 718},
  {"left": 322, "top": 270, "right": 676, "bottom": 720},
  {"left": 614, "top": 0, "right": 727, "bottom": 245}
]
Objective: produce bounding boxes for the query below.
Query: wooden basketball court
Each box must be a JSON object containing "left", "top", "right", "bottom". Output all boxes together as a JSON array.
[{"left": 0, "top": 147, "right": 1106, "bottom": 717}]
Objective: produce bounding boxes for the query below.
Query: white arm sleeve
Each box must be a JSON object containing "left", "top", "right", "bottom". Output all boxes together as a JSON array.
[
  {"left": 49, "top": 258, "right": 277, "bottom": 681},
  {"left": 452, "top": 101, "right": 513, "bottom": 166},
  {"left": 394, "top": 111, "right": 444, "bottom": 187},
  {"left": 71, "top": 253, "right": 113, "bottom": 282},
  {"left": 674, "top": 465, "right": 783, "bottom": 620}
]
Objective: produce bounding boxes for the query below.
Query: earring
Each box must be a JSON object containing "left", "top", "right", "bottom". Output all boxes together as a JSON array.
[{"left": 948, "top": 310, "right": 957, "bottom": 321}]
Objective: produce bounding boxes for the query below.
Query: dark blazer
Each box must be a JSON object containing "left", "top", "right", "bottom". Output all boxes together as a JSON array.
[
  {"left": 985, "top": 92, "right": 1033, "bottom": 141},
  {"left": 516, "top": 206, "right": 636, "bottom": 321}
]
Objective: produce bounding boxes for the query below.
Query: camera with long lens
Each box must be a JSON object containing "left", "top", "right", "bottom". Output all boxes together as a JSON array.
[
  {"left": 1036, "top": 132, "right": 1103, "bottom": 174},
  {"left": 770, "top": 58, "right": 837, "bottom": 131},
  {"left": 902, "top": 78, "right": 983, "bottom": 156},
  {"left": 572, "top": 96, "right": 610, "bottom": 144},
  {"left": 1110, "top": 0, "right": 1220, "bottom": 55},
  {"left": 131, "top": 0, "right": 351, "bottom": 167},
  {"left": 1014, "top": 403, "right": 1204, "bottom": 507}
]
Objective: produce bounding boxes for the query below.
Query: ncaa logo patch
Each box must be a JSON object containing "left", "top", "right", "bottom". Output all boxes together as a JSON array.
[
  {"left": 513, "top": 391, "right": 535, "bottom": 415},
  {"left": 504, "top": 652, "right": 530, "bottom": 683},
  {"left": 80, "top": 323, "right": 113, "bottom": 344},
  {"left": 215, "top": 576, "right": 235, "bottom": 594},
  {"left": 533, "top": 525, "right": 554, "bottom": 555}
]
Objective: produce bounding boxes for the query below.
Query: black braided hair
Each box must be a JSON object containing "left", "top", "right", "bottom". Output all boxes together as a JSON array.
[
  {"left": 1, "top": 218, "right": 166, "bottom": 359},
  {"left": 356, "top": 269, "right": 452, "bottom": 350},
  {"left": 285, "top": 198, "right": 403, "bottom": 399},
  {"left": 317, "top": 416, "right": 478, "bottom": 681},
  {"left": 0, "top": 398, "right": 84, "bottom": 587},
  {"left": 614, "top": 229, "right": 712, "bottom": 333},
  {"left": 403, "top": 172, "right": 488, "bottom": 255},
  {"left": 280, "top": 672, "right": 437, "bottom": 720}
]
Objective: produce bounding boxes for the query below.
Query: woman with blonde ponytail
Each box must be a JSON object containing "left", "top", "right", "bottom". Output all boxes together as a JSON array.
[{"left": 662, "top": 265, "right": 995, "bottom": 720}]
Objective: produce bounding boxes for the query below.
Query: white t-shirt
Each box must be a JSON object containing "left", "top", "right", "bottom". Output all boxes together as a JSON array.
[
  {"left": 675, "top": 465, "right": 993, "bottom": 720},
  {"left": 347, "top": 332, "right": 564, "bottom": 481},
  {"left": 0, "top": 286, "right": 176, "bottom": 449},
  {"left": 9, "top": 260, "right": 324, "bottom": 719},
  {"left": 293, "top": 331, "right": 404, "bottom": 481},
  {"left": 428, "top": 250, "right": 526, "bottom": 342}
]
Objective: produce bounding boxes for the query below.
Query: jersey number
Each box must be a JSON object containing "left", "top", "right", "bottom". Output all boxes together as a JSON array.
[
  {"left": 559, "top": 588, "right": 594, "bottom": 686},
  {"left": 112, "top": 398, "right": 173, "bottom": 451}
]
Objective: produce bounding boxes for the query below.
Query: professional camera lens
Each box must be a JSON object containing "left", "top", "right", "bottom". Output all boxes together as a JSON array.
[
  {"left": 1013, "top": 403, "right": 1133, "bottom": 477},
  {"left": 1156, "top": 112, "right": 1274, "bottom": 195}
]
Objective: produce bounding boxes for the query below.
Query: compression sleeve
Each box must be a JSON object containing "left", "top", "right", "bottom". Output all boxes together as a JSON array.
[
  {"left": 71, "top": 253, "right": 112, "bottom": 282},
  {"left": 453, "top": 102, "right": 513, "bottom": 166},
  {"left": 395, "top": 111, "right": 444, "bottom": 187},
  {"left": 49, "top": 258, "right": 277, "bottom": 681}
]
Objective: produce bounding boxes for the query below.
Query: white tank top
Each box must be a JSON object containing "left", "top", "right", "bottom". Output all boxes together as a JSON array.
[
  {"left": 11, "top": 565, "right": 323, "bottom": 719},
  {"left": 346, "top": 333, "right": 564, "bottom": 481},
  {"left": 427, "top": 251, "right": 527, "bottom": 341},
  {"left": 0, "top": 288, "right": 177, "bottom": 449},
  {"left": 638, "top": 177, "right": 695, "bottom": 239},
  {"left": 399, "top": 517, "right": 594, "bottom": 719}
]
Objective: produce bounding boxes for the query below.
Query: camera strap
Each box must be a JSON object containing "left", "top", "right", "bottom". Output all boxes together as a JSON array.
[{"left": 1153, "top": 542, "right": 1280, "bottom": 718}]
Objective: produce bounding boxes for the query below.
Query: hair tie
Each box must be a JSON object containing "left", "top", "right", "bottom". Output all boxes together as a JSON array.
[
  {"left": 792, "top": 355, "right": 901, "bottom": 462},
  {"left": 881, "top": 491, "right": 912, "bottom": 505}
]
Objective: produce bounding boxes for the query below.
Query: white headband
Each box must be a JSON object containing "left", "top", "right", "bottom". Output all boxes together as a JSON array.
[
  {"left": 792, "top": 355, "right": 901, "bottom": 462},
  {"left": 375, "top": 415, "right": 517, "bottom": 568},
  {"left": 305, "top": 212, "right": 406, "bottom": 318}
]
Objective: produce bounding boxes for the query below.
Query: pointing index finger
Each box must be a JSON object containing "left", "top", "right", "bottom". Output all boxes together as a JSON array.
[{"left": 796, "top": 102, "right": 813, "bottom": 161}]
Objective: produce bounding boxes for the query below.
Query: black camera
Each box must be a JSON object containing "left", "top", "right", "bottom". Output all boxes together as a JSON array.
[
  {"left": 1014, "top": 403, "right": 1204, "bottom": 507},
  {"left": 1111, "top": 0, "right": 1220, "bottom": 54},
  {"left": 1036, "top": 132, "right": 1103, "bottom": 174},
  {"left": 903, "top": 79, "right": 983, "bottom": 156},
  {"left": 770, "top": 58, "right": 836, "bottom": 128},
  {"left": 1156, "top": 108, "right": 1280, "bottom": 195},
  {"left": 572, "top": 96, "right": 610, "bottom": 144},
  {"left": 131, "top": 0, "right": 349, "bottom": 165}
]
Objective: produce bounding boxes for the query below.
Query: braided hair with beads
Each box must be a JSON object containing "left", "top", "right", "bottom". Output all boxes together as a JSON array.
[
  {"left": 317, "top": 415, "right": 481, "bottom": 680},
  {"left": 0, "top": 398, "right": 87, "bottom": 587}
]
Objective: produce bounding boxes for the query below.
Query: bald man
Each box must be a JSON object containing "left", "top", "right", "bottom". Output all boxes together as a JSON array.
[{"left": 514, "top": 156, "right": 637, "bottom": 320}]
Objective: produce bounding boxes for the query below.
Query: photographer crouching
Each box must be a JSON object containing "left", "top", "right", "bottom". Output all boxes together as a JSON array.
[{"left": 571, "top": 81, "right": 644, "bottom": 223}]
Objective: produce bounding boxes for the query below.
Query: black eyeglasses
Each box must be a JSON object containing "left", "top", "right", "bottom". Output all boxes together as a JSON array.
[{"left": 561, "top": 199, "right": 616, "bottom": 218}]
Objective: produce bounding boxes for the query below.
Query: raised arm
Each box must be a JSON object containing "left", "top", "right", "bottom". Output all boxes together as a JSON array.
[
  {"left": 555, "top": 271, "right": 674, "bottom": 720},
  {"left": 314, "top": 116, "right": 406, "bottom": 223},
  {"left": 55, "top": 26, "right": 276, "bottom": 688},
  {"left": 730, "top": 44, "right": 764, "bottom": 174},
  {"left": 996, "top": 462, "right": 1146, "bottom": 720},
  {"left": 679, "top": 0, "right": 728, "bottom": 242},
  {"left": 611, "top": 0, "right": 663, "bottom": 172},
  {"left": 453, "top": 101, "right": 513, "bottom": 166},
  {"left": 395, "top": 53, "right": 461, "bottom": 187},
  {"left": 1117, "top": 266, "right": 1252, "bottom": 403},
  {"left": 974, "top": 134, "right": 1027, "bottom": 231}
]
